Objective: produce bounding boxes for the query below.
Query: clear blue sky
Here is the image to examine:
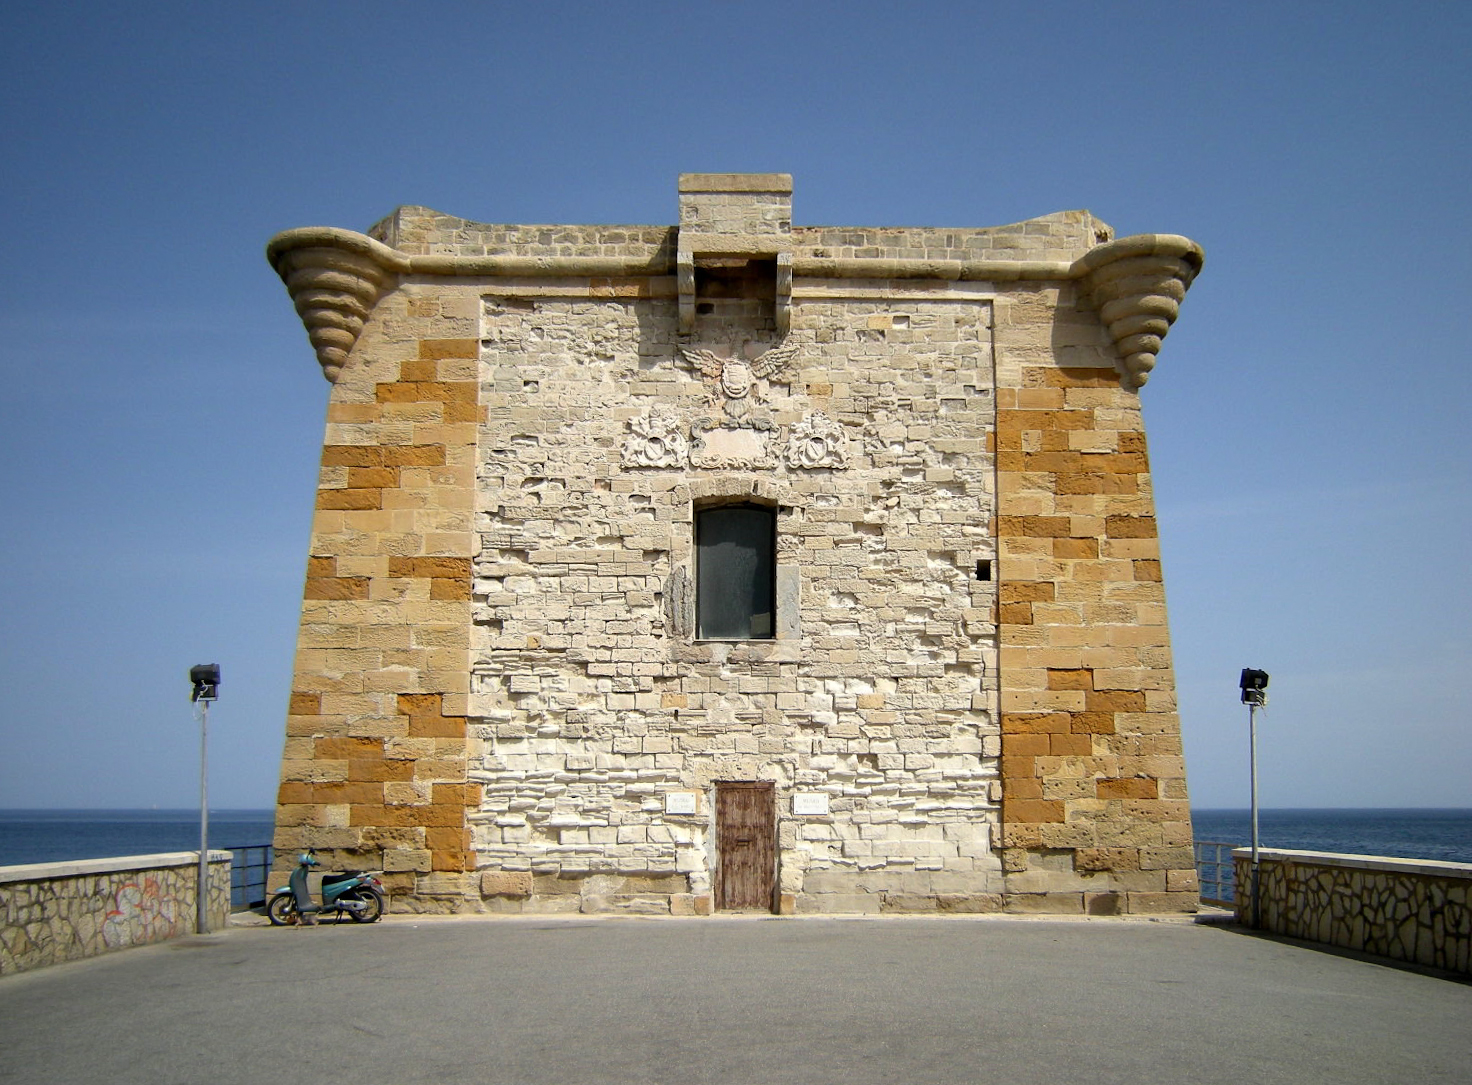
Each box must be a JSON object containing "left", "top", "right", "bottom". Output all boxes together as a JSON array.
[{"left": 1, "top": 2, "right": 1467, "bottom": 810}]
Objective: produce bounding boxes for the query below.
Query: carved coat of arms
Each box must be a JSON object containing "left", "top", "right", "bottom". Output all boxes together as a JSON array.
[
  {"left": 622, "top": 409, "right": 688, "bottom": 469},
  {"left": 677, "top": 341, "right": 800, "bottom": 419}
]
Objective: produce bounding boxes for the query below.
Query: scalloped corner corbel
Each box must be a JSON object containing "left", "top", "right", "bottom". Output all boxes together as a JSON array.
[
  {"left": 266, "top": 228, "right": 408, "bottom": 383},
  {"left": 1072, "top": 234, "right": 1204, "bottom": 389}
]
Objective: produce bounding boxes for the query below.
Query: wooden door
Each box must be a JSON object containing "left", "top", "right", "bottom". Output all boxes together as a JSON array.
[{"left": 715, "top": 782, "right": 776, "bottom": 912}]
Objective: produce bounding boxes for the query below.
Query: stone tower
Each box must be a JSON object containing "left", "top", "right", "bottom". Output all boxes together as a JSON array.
[{"left": 266, "top": 174, "right": 1203, "bottom": 915}]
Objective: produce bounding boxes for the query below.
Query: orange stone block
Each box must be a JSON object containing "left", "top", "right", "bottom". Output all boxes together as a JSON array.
[
  {"left": 289, "top": 692, "right": 321, "bottom": 715},
  {"left": 432, "top": 783, "right": 481, "bottom": 806},
  {"left": 1001, "top": 755, "right": 1038, "bottom": 780},
  {"left": 1000, "top": 582, "right": 1055, "bottom": 603},
  {"left": 429, "top": 577, "right": 472, "bottom": 600},
  {"left": 374, "top": 382, "right": 423, "bottom": 403},
  {"left": 312, "top": 781, "right": 385, "bottom": 805},
  {"left": 349, "top": 758, "right": 416, "bottom": 783},
  {"left": 316, "top": 489, "right": 382, "bottom": 510},
  {"left": 303, "top": 577, "right": 371, "bottom": 600},
  {"left": 443, "top": 401, "right": 483, "bottom": 424},
  {"left": 306, "top": 556, "right": 336, "bottom": 578},
  {"left": 397, "top": 693, "right": 442, "bottom": 715},
  {"left": 321, "top": 445, "right": 383, "bottom": 467},
  {"left": 388, "top": 556, "right": 473, "bottom": 579},
  {"left": 1046, "top": 668, "right": 1094, "bottom": 690},
  {"left": 1049, "top": 733, "right": 1093, "bottom": 756},
  {"left": 431, "top": 848, "right": 473, "bottom": 872},
  {"left": 1086, "top": 690, "right": 1147, "bottom": 713},
  {"left": 1002, "top": 777, "right": 1044, "bottom": 799},
  {"left": 411, "top": 804, "right": 467, "bottom": 828},
  {"left": 1043, "top": 367, "right": 1118, "bottom": 387},
  {"left": 1004, "top": 799, "right": 1066, "bottom": 823},
  {"left": 998, "top": 602, "right": 1034, "bottom": 625},
  {"left": 995, "top": 451, "right": 1025, "bottom": 471},
  {"left": 1053, "top": 537, "right": 1099, "bottom": 559},
  {"left": 1002, "top": 712, "right": 1071, "bottom": 734},
  {"left": 346, "top": 467, "right": 399, "bottom": 488},
  {"left": 382, "top": 445, "right": 447, "bottom": 467},
  {"left": 426, "top": 826, "right": 471, "bottom": 853},
  {"left": 417, "top": 338, "right": 479, "bottom": 360},
  {"left": 1104, "top": 515, "right": 1157, "bottom": 538},
  {"left": 1005, "top": 733, "right": 1051, "bottom": 756},
  {"left": 1087, "top": 452, "right": 1149, "bottom": 474},
  {"left": 315, "top": 736, "right": 384, "bottom": 760},
  {"left": 1070, "top": 712, "right": 1117, "bottom": 735},
  {"left": 1096, "top": 777, "right": 1159, "bottom": 800},
  {"left": 277, "top": 782, "right": 313, "bottom": 804},
  {"left": 1036, "top": 409, "right": 1095, "bottom": 432},
  {"left": 1018, "top": 451, "right": 1083, "bottom": 473},
  {"left": 407, "top": 713, "right": 467, "bottom": 739},
  {"left": 998, "top": 515, "right": 1072, "bottom": 539}
]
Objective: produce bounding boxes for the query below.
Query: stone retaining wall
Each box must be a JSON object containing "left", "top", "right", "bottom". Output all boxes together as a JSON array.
[
  {"left": 0, "top": 851, "right": 232, "bottom": 975},
  {"left": 1234, "top": 848, "right": 1471, "bottom": 974}
]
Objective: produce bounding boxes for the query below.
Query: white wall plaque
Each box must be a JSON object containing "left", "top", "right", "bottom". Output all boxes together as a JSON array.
[
  {"left": 793, "top": 792, "right": 830, "bottom": 816},
  {"left": 664, "top": 792, "right": 697, "bottom": 815}
]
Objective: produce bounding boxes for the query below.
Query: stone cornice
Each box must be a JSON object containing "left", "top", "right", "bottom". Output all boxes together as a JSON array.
[{"left": 268, "top": 226, "right": 1203, "bottom": 385}]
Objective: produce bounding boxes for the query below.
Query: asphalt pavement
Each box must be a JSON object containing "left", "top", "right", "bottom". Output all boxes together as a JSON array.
[{"left": 1, "top": 913, "right": 1468, "bottom": 1085}]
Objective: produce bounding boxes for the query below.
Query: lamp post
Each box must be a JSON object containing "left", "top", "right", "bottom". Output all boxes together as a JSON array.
[
  {"left": 1239, "top": 667, "right": 1269, "bottom": 928},
  {"left": 189, "top": 664, "right": 220, "bottom": 934}
]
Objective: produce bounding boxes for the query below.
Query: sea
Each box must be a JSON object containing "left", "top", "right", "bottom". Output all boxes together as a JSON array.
[
  {"left": 1190, "top": 808, "right": 1472, "bottom": 865},
  {"left": 0, "top": 807, "right": 1467, "bottom": 868},
  {"left": 0, "top": 809, "right": 277, "bottom": 868}
]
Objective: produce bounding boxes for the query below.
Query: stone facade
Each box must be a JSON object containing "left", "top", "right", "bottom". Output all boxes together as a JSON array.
[
  {"left": 266, "top": 174, "right": 1202, "bottom": 915},
  {"left": 0, "top": 852, "right": 232, "bottom": 975},
  {"left": 1236, "top": 849, "right": 1472, "bottom": 974}
]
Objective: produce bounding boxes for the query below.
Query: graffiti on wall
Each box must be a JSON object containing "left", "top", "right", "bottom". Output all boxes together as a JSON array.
[{"left": 101, "top": 877, "right": 180, "bottom": 948}]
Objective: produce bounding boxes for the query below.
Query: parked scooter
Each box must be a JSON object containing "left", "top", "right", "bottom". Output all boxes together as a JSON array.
[{"left": 267, "top": 849, "right": 386, "bottom": 925}]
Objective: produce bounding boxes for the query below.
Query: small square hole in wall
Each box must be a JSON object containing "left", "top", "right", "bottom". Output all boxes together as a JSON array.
[
  {"left": 975, "top": 560, "right": 992, "bottom": 582},
  {"left": 892, "top": 314, "right": 910, "bottom": 328}
]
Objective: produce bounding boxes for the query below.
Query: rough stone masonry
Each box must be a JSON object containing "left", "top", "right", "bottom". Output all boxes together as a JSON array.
[{"left": 265, "top": 173, "right": 1204, "bottom": 916}]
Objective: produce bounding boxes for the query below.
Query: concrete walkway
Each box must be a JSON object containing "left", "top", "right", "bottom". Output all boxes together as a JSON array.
[{"left": 0, "top": 913, "right": 1467, "bottom": 1085}]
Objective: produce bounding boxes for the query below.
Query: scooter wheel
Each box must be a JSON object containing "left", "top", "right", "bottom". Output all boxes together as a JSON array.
[
  {"left": 345, "top": 888, "right": 385, "bottom": 923},
  {"left": 267, "top": 893, "right": 297, "bottom": 926}
]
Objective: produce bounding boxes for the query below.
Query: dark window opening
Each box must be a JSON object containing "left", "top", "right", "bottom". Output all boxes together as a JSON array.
[
  {"left": 976, "top": 560, "right": 992, "bottom": 581},
  {"left": 694, "top": 257, "right": 777, "bottom": 300},
  {"left": 696, "top": 504, "right": 776, "bottom": 640}
]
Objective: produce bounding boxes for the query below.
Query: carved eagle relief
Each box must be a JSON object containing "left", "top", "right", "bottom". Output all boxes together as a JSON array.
[{"left": 678, "top": 340, "right": 800, "bottom": 418}]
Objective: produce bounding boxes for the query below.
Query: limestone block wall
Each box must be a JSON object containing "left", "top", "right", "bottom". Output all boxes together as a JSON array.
[
  {"left": 1235, "top": 849, "right": 1472, "bottom": 974},
  {"left": 0, "top": 852, "right": 231, "bottom": 975},
  {"left": 465, "top": 282, "right": 1002, "bottom": 915}
]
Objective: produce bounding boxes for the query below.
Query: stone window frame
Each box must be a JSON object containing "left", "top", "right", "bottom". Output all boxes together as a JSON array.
[
  {"left": 694, "top": 502, "right": 777, "bottom": 641},
  {"left": 667, "top": 477, "right": 800, "bottom": 661}
]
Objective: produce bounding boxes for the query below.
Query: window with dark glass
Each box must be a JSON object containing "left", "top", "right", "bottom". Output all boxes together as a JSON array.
[{"left": 696, "top": 504, "right": 776, "bottom": 640}]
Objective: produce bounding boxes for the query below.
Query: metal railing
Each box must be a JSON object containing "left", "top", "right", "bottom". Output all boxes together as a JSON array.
[
  {"left": 1195, "top": 841, "right": 1238, "bottom": 906},
  {"left": 226, "top": 843, "right": 274, "bottom": 911}
]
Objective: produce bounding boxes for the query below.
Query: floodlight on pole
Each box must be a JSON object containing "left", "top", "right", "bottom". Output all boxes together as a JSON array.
[
  {"left": 1238, "top": 667, "right": 1269, "bottom": 928},
  {"left": 190, "top": 664, "right": 220, "bottom": 935}
]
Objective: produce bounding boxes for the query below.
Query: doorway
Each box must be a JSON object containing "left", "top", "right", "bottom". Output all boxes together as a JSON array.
[{"left": 714, "top": 782, "right": 776, "bottom": 912}]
